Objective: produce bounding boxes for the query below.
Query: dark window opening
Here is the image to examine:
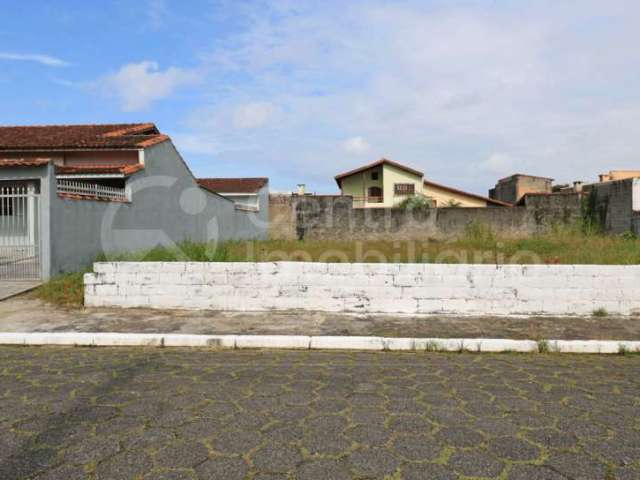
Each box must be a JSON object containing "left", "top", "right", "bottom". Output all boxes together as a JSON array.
[
  {"left": 394, "top": 183, "right": 415, "bottom": 195},
  {"left": 371, "top": 171, "right": 379, "bottom": 180},
  {"left": 367, "top": 186, "right": 383, "bottom": 202}
]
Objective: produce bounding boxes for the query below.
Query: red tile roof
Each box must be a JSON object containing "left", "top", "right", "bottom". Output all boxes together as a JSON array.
[
  {"left": 55, "top": 164, "right": 145, "bottom": 176},
  {"left": 0, "top": 123, "right": 169, "bottom": 151},
  {"left": 335, "top": 158, "right": 424, "bottom": 187},
  {"left": 0, "top": 158, "right": 50, "bottom": 168},
  {"left": 423, "top": 179, "right": 512, "bottom": 207},
  {"left": 197, "top": 177, "right": 269, "bottom": 194}
]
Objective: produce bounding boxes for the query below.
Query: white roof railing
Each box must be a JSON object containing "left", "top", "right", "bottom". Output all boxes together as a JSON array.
[{"left": 57, "top": 179, "right": 129, "bottom": 202}]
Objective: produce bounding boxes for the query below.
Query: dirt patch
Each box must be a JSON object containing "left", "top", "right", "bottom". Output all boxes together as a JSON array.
[{"left": 1, "top": 294, "right": 639, "bottom": 340}]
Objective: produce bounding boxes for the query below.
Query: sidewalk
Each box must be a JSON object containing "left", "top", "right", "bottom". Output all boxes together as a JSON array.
[{"left": 1, "top": 295, "right": 639, "bottom": 340}]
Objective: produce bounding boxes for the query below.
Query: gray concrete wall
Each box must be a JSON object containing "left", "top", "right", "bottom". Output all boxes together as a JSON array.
[
  {"left": 590, "top": 178, "right": 638, "bottom": 234},
  {"left": 269, "top": 194, "right": 296, "bottom": 240},
  {"left": 633, "top": 213, "right": 640, "bottom": 236},
  {"left": 48, "top": 141, "right": 265, "bottom": 275},
  {"left": 283, "top": 195, "right": 581, "bottom": 241}
]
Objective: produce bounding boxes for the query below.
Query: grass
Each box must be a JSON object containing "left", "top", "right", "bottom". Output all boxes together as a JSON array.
[
  {"left": 35, "top": 271, "right": 86, "bottom": 306},
  {"left": 592, "top": 308, "right": 609, "bottom": 317},
  {"left": 537, "top": 339, "right": 550, "bottom": 353},
  {"left": 33, "top": 226, "right": 640, "bottom": 307}
]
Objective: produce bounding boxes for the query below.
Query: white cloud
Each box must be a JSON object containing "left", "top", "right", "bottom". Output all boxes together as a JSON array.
[
  {"left": 99, "top": 61, "right": 201, "bottom": 111},
  {"left": 342, "top": 136, "right": 371, "bottom": 155},
  {"left": 232, "top": 102, "right": 276, "bottom": 129},
  {"left": 189, "top": 1, "right": 640, "bottom": 192},
  {"left": 0, "top": 52, "right": 69, "bottom": 67},
  {"left": 480, "top": 153, "right": 516, "bottom": 177}
]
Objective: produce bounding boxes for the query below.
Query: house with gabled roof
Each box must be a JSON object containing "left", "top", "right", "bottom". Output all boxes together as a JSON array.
[
  {"left": 335, "top": 158, "right": 510, "bottom": 208},
  {"left": 0, "top": 123, "right": 266, "bottom": 280}
]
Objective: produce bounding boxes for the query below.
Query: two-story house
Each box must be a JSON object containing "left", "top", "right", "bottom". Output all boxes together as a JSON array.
[{"left": 335, "top": 158, "right": 509, "bottom": 208}]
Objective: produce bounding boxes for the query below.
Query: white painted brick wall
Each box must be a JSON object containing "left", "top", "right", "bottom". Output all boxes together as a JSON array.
[{"left": 84, "top": 262, "right": 640, "bottom": 316}]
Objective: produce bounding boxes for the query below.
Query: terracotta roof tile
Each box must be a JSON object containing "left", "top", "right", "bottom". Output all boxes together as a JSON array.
[
  {"left": 55, "top": 164, "right": 144, "bottom": 176},
  {"left": 197, "top": 177, "right": 268, "bottom": 194},
  {"left": 423, "top": 179, "right": 512, "bottom": 207},
  {"left": 0, "top": 123, "right": 168, "bottom": 151},
  {"left": 0, "top": 158, "right": 50, "bottom": 168}
]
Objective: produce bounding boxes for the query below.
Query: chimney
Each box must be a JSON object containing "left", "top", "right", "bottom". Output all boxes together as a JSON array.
[
  {"left": 573, "top": 181, "right": 584, "bottom": 192},
  {"left": 297, "top": 184, "right": 306, "bottom": 196}
]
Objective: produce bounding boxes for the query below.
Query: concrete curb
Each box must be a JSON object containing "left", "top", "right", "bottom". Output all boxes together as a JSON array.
[{"left": 0, "top": 333, "right": 639, "bottom": 354}]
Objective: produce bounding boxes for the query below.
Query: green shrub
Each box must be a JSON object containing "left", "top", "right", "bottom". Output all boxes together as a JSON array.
[
  {"left": 398, "top": 195, "right": 434, "bottom": 211},
  {"left": 537, "top": 339, "right": 550, "bottom": 353}
]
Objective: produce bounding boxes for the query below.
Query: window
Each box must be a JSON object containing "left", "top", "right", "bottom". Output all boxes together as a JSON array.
[
  {"left": 394, "top": 183, "right": 415, "bottom": 195},
  {"left": 367, "top": 186, "right": 383, "bottom": 202},
  {"left": 371, "top": 171, "right": 379, "bottom": 181}
]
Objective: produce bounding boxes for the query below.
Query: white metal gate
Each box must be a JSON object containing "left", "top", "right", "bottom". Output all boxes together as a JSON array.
[{"left": 0, "top": 184, "right": 41, "bottom": 280}]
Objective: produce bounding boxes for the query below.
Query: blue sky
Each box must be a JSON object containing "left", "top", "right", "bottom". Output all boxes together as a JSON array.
[{"left": 1, "top": 0, "right": 640, "bottom": 195}]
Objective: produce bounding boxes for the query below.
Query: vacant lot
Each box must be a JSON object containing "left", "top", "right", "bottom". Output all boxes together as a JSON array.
[
  {"left": 99, "top": 228, "right": 640, "bottom": 265},
  {"left": 35, "top": 229, "right": 640, "bottom": 306}
]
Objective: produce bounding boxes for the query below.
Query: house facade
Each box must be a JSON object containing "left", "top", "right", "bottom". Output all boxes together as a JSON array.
[
  {"left": 197, "top": 177, "right": 269, "bottom": 228},
  {"left": 0, "top": 123, "right": 266, "bottom": 280},
  {"left": 489, "top": 174, "right": 553, "bottom": 204},
  {"left": 335, "top": 158, "right": 508, "bottom": 208},
  {"left": 598, "top": 170, "right": 640, "bottom": 183}
]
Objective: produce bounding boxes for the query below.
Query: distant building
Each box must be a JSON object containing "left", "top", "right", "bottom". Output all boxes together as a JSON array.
[
  {"left": 335, "top": 158, "right": 509, "bottom": 208},
  {"left": 489, "top": 174, "right": 553, "bottom": 204},
  {"left": 598, "top": 170, "right": 640, "bottom": 183},
  {"left": 197, "top": 177, "right": 269, "bottom": 212}
]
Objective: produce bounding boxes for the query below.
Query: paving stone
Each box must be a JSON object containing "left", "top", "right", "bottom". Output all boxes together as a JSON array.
[
  {"left": 302, "top": 433, "right": 352, "bottom": 456},
  {"left": 449, "top": 450, "right": 505, "bottom": 478},
  {"left": 435, "top": 426, "right": 484, "bottom": 448},
  {"left": 524, "top": 428, "right": 577, "bottom": 449},
  {"left": 33, "top": 463, "right": 88, "bottom": 480},
  {"left": 65, "top": 436, "right": 120, "bottom": 465},
  {"left": 155, "top": 441, "right": 209, "bottom": 469},
  {"left": 507, "top": 464, "right": 571, "bottom": 480},
  {"left": 0, "top": 348, "right": 638, "bottom": 479},
  {"left": 401, "top": 462, "right": 457, "bottom": 480},
  {"left": 298, "top": 458, "right": 351, "bottom": 480},
  {"left": 95, "top": 450, "right": 154, "bottom": 480},
  {"left": 254, "top": 474, "right": 288, "bottom": 480},
  {"left": 0, "top": 447, "right": 62, "bottom": 479},
  {"left": 391, "top": 434, "right": 442, "bottom": 462},
  {"left": 345, "top": 424, "right": 391, "bottom": 446},
  {"left": 487, "top": 436, "right": 542, "bottom": 461},
  {"left": 195, "top": 457, "right": 248, "bottom": 480},
  {"left": 348, "top": 446, "right": 400, "bottom": 477},
  {"left": 252, "top": 443, "right": 302, "bottom": 472},
  {"left": 122, "top": 427, "right": 175, "bottom": 451},
  {"left": 388, "top": 414, "right": 434, "bottom": 435},
  {"left": 545, "top": 452, "right": 609, "bottom": 480},
  {"left": 614, "top": 466, "right": 640, "bottom": 480},
  {"left": 144, "top": 470, "right": 196, "bottom": 480},
  {"left": 212, "top": 428, "right": 262, "bottom": 454}
]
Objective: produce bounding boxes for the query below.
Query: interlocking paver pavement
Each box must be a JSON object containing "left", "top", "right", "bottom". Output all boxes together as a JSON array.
[{"left": 0, "top": 348, "right": 638, "bottom": 479}]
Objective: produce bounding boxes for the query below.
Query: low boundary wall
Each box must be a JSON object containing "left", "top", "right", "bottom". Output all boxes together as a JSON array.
[{"left": 85, "top": 262, "right": 640, "bottom": 316}]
